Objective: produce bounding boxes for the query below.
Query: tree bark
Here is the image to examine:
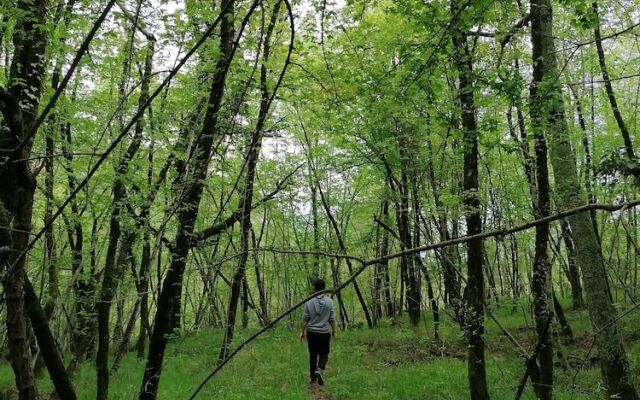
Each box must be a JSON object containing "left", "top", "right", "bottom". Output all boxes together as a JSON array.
[
  {"left": 529, "top": 8, "right": 555, "bottom": 394},
  {"left": 139, "top": 2, "right": 237, "bottom": 397},
  {"left": 450, "top": 0, "right": 489, "bottom": 397},
  {"left": 0, "top": 0, "right": 49, "bottom": 398},
  {"left": 530, "top": 0, "right": 639, "bottom": 397}
]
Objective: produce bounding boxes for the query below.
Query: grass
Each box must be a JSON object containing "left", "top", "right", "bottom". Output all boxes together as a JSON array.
[{"left": 1, "top": 299, "right": 639, "bottom": 399}]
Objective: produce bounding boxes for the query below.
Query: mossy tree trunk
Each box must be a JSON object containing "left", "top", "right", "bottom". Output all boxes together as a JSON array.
[
  {"left": 0, "top": 0, "right": 49, "bottom": 398},
  {"left": 530, "top": 0, "right": 639, "bottom": 397},
  {"left": 529, "top": 1, "right": 555, "bottom": 393}
]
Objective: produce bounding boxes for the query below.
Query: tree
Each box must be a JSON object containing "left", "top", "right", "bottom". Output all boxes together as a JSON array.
[
  {"left": 139, "top": 1, "right": 240, "bottom": 398},
  {"left": 450, "top": 0, "right": 489, "bottom": 397},
  {"left": 529, "top": 0, "right": 638, "bottom": 397},
  {"left": 0, "top": 0, "right": 50, "bottom": 398}
]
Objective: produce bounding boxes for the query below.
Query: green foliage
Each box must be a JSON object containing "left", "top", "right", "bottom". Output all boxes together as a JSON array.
[{"left": 2, "top": 0, "right": 640, "bottom": 397}]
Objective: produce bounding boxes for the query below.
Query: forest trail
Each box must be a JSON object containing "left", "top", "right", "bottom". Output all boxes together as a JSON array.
[{"left": 308, "top": 383, "right": 332, "bottom": 400}]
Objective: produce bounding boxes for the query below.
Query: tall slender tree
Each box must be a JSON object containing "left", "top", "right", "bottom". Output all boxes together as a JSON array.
[
  {"left": 139, "top": 2, "right": 239, "bottom": 398},
  {"left": 450, "top": 0, "right": 489, "bottom": 397}
]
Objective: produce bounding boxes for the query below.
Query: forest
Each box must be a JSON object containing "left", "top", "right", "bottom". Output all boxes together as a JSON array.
[{"left": 1, "top": 0, "right": 640, "bottom": 398}]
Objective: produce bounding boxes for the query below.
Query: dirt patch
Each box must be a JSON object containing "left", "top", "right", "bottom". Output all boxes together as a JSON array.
[
  {"left": 308, "top": 383, "right": 332, "bottom": 400},
  {"left": 363, "top": 340, "right": 465, "bottom": 368}
]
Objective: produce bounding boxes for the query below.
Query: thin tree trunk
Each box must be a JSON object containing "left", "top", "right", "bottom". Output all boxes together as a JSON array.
[
  {"left": 42, "top": 129, "right": 58, "bottom": 320},
  {"left": 396, "top": 167, "right": 421, "bottom": 326},
  {"left": 315, "top": 182, "right": 373, "bottom": 328},
  {"left": 251, "top": 225, "right": 270, "bottom": 325},
  {"left": 529, "top": 10, "right": 555, "bottom": 394},
  {"left": 57, "top": 73, "right": 94, "bottom": 362},
  {"left": 425, "top": 113, "right": 461, "bottom": 313},
  {"left": 139, "top": 3, "right": 237, "bottom": 397},
  {"left": 23, "top": 278, "right": 77, "bottom": 400},
  {"left": 561, "top": 220, "right": 584, "bottom": 309},
  {"left": 111, "top": 298, "right": 140, "bottom": 371},
  {"left": 136, "top": 142, "right": 156, "bottom": 358},
  {"left": 569, "top": 86, "right": 601, "bottom": 241},
  {"left": 592, "top": 1, "right": 636, "bottom": 161},
  {"left": 379, "top": 198, "right": 394, "bottom": 317},
  {"left": 219, "top": 1, "right": 286, "bottom": 359},
  {"left": 450, "top": 0, "right": 489, "bottom": 397},
  {"left": 552, "top": 289, "right": 574, "bottom": 345},
  {"left": 329, "top": 258, "right": 350, "bottom": 328},
  {"left": 411, "top": 181, "right": 438, "bottom": 338},
  {"left": 96, "top": 35, "right": 154, "bottom": 400}
]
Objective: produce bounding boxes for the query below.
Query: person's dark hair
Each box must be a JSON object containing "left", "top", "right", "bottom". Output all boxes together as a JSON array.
[{"left": 313, "top": 278, "right": 326, "bottom": 292}]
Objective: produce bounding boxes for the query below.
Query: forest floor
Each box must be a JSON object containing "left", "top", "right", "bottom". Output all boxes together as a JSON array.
[{"left": 2, "top": 297, "right": 640, "bottom": 399}]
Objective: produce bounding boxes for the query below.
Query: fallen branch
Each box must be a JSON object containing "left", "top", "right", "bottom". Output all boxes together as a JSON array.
[{"left": 371, "top": 199, "right": 640, "bottom": 266}]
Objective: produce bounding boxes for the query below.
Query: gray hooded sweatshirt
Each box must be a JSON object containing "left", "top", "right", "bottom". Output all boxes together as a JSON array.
[{"left": 303, "top": 295, "right": 335, "bottom": 334}]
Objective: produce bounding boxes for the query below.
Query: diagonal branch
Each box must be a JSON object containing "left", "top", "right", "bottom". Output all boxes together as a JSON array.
[{"left": 190, "top": 164, "right": 302, "bottom": 246}]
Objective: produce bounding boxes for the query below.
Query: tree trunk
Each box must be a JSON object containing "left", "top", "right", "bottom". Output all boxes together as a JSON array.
[
  {"left": 251, "top": 225, "right": 270, "bottom": 325},
  {"left": 136, "top": 138, "right": 160, "bottom": 359},
  {"left": 96, "top": 36, "right": 154, "bottom": 400},
  {"left": 139, "top": 2, "right": 237, "bottom": 397},
  {"left": 592, "top": 1, "right": 635, "bottom": 161},
  {"left": 530, "top": 0, "right": 639, "bottom": 397},
  {"left": 41, "top": 0, "right": 77, "bottom": 326},
  {"left": 569, "top": 85, "right": 601, "bottom": 243},
  {"left": 396, "top": 167, "right": 421, "bottom": 326},
  {"left": 23, "top": 278, "right": 77, "bottom": 400},
  {"left": 425, "top": 113, "right": 461, "bottom": 313},
  {"left": 379, "top": 198, "right": 394, "bottom": 317},
  {"left": 450, "top": 0, "right": 489, "bottom": 397},
  {"left": 219, "top": 1, "right": 285, "bottom": 359},
  {"left": 42, "top": 129, "right": 58, "bottom": 320},
  {"left": 529, "top": 10, "right": 555, "bottom": 393},
  {"left": 0, "top": 0, "right": 49, "bottom": 398},
  {"left": 552, "top": 289, "right": 574, "bottom": 345},
  {"left": 561, "top": 220, "right": 584, "bottom": 309},
  {"left": 329, "top": 258, "right": 350, "bottom": 328},
  {"left": 316, "top": 182, "right": 373, "bottom": 328},
  {"left": 412, "top": 181, "right": 439, "bottom": 338}
]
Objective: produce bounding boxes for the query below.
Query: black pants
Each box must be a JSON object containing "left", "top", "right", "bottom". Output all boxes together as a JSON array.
[{"left": 307, "top": 330, "right": 331, "bottom": 378}]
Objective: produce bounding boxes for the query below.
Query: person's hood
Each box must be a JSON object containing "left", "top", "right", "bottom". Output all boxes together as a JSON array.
[{"left": 314, "top": 295, "right": 326, "bottom": 314}]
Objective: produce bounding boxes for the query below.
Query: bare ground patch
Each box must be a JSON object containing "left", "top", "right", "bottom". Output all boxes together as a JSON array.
[{"left": 361, "top": 338, "right": 465, "bottom": 368}]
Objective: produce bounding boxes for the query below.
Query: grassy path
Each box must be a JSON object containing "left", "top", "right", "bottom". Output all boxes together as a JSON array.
[{"left": 1, "top": 301, "right": 639, "bottom": 398}]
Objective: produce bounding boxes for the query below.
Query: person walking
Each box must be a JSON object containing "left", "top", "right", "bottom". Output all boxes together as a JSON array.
[{"left": 299, "top": 278, "right": 337, "bottom": 385}]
